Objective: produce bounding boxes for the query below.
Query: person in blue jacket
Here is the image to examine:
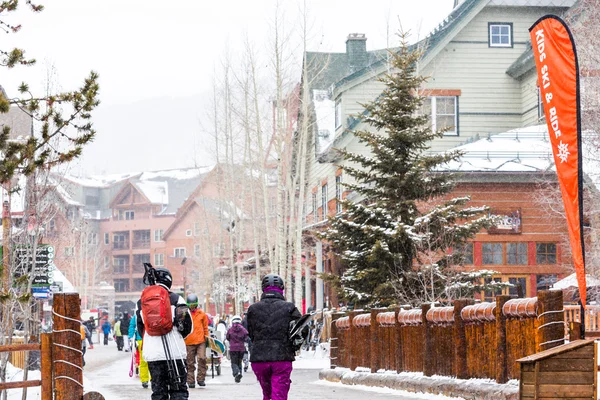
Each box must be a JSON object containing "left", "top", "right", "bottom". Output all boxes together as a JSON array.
[
  {"left": 129, "top": 305, "right": 150, "bottom": 388},
  {"left": 101, "top": 318, "right": 112, "bottom": 346}
]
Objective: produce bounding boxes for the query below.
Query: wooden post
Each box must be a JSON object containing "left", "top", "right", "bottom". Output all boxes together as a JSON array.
[
  {"left": 537, "top": 290, "right": 564, "bottom": 352},
  {"left": 495, "top": 295, "right": 511, "bottom": 384},
  {"left": 569, "top": 321, "right": 583, "bottom": 341},
  {"left": 453, "top": 299, "right": 473, "bottom": 380},
  {"left": 40, "top": 333, "right": 53, "bottom": 400},
  {"left": 330, "top": 312, "right": 344, "bottom": 369},
  {"left": 394, "top": 306, "right": 402, "bottom": 373},
  {"left": 421, "top": 303, "right": 433, "bottom": 377},
  {"left": 349, "top": 311, "right": 359, "bottom": 371},
  {"left": 369, "top": 309, "right": 380, "bottom": 373},
  {"left": 53, "top": 293, "right": 83, "bottom": 400}
]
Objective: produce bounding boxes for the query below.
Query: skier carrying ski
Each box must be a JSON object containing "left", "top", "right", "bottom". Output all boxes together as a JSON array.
[
  {"left": 138, "top": 267, "right": 193, "bottom": 399},
  {"left": 247, "top": 274, "right": 301, "bottom": 400},
  {"left": 184, "top": 294, "right": 209, "bottom": 388},
  {"left": 226, "top": 315, "right": 248, "bottom": 383}
]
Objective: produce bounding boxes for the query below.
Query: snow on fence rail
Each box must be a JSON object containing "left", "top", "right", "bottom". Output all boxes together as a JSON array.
[{"left": 330, "top": 290, "right": 568, "bottom": 384}]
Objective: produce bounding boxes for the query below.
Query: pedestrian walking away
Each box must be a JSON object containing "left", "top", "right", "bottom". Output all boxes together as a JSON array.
[
  {"left": 184, "top": 293, "right": 209, "bottom": 388},
  {"left": 247, "top": 274, "right": 302, "bottom": 400},
  {"left": 138, "top": 265, "right": 193, "bottom": 400},
  {"left": 84, "top": 316, "right": 96, "bottom": 349},
  {"left": 226, "top": 315, "right": 248, "bottom": 383},
  {"left": 101, "top": 318, "right": 111, "bottom": 346},
  {"left": 114, "top": 318, "right": 124, "bottom": 351},
  {"left": 121, "top": 311, "right": 131, "bottom": 351}
]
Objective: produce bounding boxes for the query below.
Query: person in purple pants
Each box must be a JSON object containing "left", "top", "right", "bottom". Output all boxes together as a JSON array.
[{"left": 247, "top": 274, "right": 301, "bottom": 400}]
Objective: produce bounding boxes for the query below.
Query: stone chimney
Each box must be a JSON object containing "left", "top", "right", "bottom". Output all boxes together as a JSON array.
[{"left": 346, "top": 33, "right": 368, "bottom": 70}]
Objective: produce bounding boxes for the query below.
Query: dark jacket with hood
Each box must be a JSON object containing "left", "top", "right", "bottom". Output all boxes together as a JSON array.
[
  {"left": 247, "top": 290, "right": 301, "bottom": 362},
  {"left": 226, "top": 323, "right": 249, "bottom": 352}
]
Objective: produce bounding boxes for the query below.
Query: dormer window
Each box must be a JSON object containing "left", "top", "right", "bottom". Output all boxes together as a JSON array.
[{"left": 489, "top": 23, "right": 512, "bottom": 48}]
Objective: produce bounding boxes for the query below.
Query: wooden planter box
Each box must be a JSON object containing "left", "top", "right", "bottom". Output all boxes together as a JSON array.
[{"left": 517, "top": 339, "right": 597, "bottom": 399}]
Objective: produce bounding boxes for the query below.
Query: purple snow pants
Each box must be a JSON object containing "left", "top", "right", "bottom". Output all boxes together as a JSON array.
[{"left": 251, "top": 361, "right": 293, "bottom": 400}]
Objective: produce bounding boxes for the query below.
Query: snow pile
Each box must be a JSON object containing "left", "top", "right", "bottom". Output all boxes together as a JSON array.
[
  {"left": 2, "top": 362, "right": 41, "bottom": 399},
  {"left": 316, "top": 379, "right": 464, "bottom": 399},
  {"left": 320, "top": 368, "right": 519, "bottom": 400},
  {"left": 294, "top": 344, "right": 330, "bottom": 370}
]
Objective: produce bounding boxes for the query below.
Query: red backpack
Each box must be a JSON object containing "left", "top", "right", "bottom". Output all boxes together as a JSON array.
[{"left": 141, "top": 285, "right": 173, "bottom": 336}]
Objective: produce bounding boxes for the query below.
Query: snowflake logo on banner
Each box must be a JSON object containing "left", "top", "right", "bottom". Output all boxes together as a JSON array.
[{"left": 557, "top": 141, "right": 570, "bottom": 163}]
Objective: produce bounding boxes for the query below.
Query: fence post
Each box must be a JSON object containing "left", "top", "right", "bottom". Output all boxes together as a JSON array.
[
  {"left": 421, "top": 303, "right": 433, "bottom": 377},
  {"left": 53, "top": 293, "right": 83, "bottom": 400},
  {"left": 349, "top": 311, "right": 359, "bottom": 371},
  {"left": 537, "top": 289, "right": 564, "bottom": 352},
  {"left": 40, "top": 333, "right": 53, "bottom": 400},
  {"left": 495, "top": 295, "right": 511, "bottom": 384},
  {"left": 370, "top": 309, "right": 380, "bottom": 373},
  {"left": 330, "top": 312, "right": 344, "bottom": 369},
  {"left": 454, "top": 299, "right": 473, "bottom": 379},
  {"left": 394, "top": 306, "right": 402, "bottom": 373},
  {"left": 569, "top": 321, "right": 583, "bottom": 341}
]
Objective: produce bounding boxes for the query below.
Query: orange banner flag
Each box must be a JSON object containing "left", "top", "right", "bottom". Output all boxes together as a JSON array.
[{"left": 530, "top": 15, "right": 586, "bottom": 306}]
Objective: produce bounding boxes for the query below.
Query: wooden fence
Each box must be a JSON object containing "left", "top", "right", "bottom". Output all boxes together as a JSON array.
[
  {"left": 564, "top": 304, "right": 600, "bottom": 335},
  {"left": 331, "top": 290, "right": 566, "bottom": 383},
  {"left": 0, "top": 293, "right": 105, "bottom": 400}
]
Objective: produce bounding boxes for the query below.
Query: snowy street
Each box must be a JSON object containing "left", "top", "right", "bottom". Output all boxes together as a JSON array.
[{"left": 82, "top": 343, "right": 457, "bottom": 400}]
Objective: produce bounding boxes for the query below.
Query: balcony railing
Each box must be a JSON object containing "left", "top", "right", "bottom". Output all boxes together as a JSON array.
[
  {"left": 132, "top": 240, "right": 150, "bottom": 249},
  {"left": 113, "top": 242, "right": 129, "bottom": 250}
]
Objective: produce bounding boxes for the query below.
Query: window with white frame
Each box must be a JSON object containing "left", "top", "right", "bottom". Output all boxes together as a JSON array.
[
  {"left": 185, "top": 229, "right": 192, "bottom": 237},
  {"left": 88, "top": 232, "right": 98, "bottom": 245},
  {"left": 421, "top": 96, "right": 458, "bottom": 136},
  {"left": 194, "top": 244, "right": 201, "bottom": 257},
  {"left": 118, "top": 209, "right": 135, "bottom": 220},
  {"left": 335, "top": 175, "right": 343, "bottom": 214},
  {"left": 154, "top": 253, "right": 164, "bottom": 266},
  {"left": 104, "top": 232, "right": 109, "bottom": 245},
  {"left": 335, "top": 99, "right": 342, "bottom": 129},
  {"left": 489, "top": 23, "right": 512, "bottom": 47},
  {"left": 64, "top": 246, "right": 74, "bottom": 257},
  {"left": 174, "top": 248, "right": 186, "bottom": 258},
  {"left": 154, "top": 229, "right": 163, "bottom": 242},
  {"left": 194, "top": 222, "right": 201, "bottom": 236},
  {"left": 213, "top": 243, "right": 224, "bottom": 257},
  {"left": 321, "top": 184, "right": 328, "bottom": 220}
]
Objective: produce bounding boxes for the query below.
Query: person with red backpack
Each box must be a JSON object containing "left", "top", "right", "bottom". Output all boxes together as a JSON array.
[{"left": 137, "top": 266, "right": 193, "bottom": 400}]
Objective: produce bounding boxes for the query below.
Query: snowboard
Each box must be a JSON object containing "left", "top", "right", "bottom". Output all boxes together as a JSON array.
[
  {"left": 289, "top": 312, "right": 314, "bottom": 340},
  {"left": 208, "top": 337, "right": 225, "bottom": 355}
]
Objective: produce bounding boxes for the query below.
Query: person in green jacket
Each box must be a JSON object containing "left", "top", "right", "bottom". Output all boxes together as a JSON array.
[{"left": 114, "top": 318, "right": 124, "bottom": 351}]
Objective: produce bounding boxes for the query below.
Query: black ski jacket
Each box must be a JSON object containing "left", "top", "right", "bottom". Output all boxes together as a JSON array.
[{"left": 247, "top": 291, "right": 301, "bottom": 362}]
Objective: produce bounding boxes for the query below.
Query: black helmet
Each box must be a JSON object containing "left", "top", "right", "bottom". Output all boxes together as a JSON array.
[
  {"left": 261, "top": 274, "right": 284, "bottom": 291},
  {"left": 155, "top": 268, "right": 173, "bottom": 289},
  {"left": 186, "top": 294, "right": 199, "bottom": 306}
]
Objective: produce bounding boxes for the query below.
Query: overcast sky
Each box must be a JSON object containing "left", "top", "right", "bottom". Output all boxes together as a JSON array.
[{"left": 3, "top": 0, "right": 454, "bottom": 175}]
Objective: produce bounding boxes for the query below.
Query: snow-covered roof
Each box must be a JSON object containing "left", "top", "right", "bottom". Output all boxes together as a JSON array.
[
  {"left": 54, "top": 183, "right": 83, "bottom": 207},
  {"left": 552, "top": 273, "right": 600, "bottom": 289},
  {"left": 63, "top": 172, "right": 139, "bottom": 188},
  {"left": 313, "top": 90, "right": 336, "bottom": 155},
  {"left": 441, "top": 125, "right": 554, "bottom": 173},
  {"left": 139, "top": 166, "right": 214, "bottom": 181},
  {"left": 132, "top": 180, "right": 168, "bottom": 205}
]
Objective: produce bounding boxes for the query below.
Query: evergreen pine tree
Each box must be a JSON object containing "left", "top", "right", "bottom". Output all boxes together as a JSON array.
[{"left": 322, "top": 35, "right": 496, "bottom": 307}]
